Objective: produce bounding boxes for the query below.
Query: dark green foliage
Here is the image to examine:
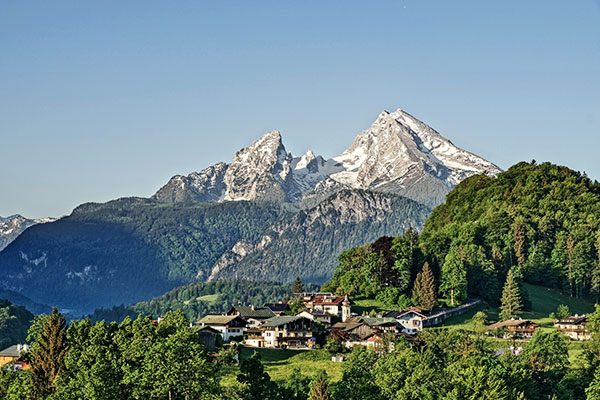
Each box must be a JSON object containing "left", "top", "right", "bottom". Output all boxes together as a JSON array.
[
  {"left": 28, "top": 307, "right": 68, "bottom": 399},
  {"left": 0, "top": 198, "right": 285, "bottom": 313},
  {"left": 0, "top": 299, "right": 34, "bottom": 349},
  {"left": 88, "top": 280, "right": 318, "bottom": 323},
  {"left": 237, "top": 352, "right": 277, "bottom": 400},
  {"left": 500, "top": 269, "right": 523, "bottom": 320},
  {"left": 323, "top": 229, "right": 424, "bottom": 304},
  {"left": 418, "top": 161, "right": 600, "bottom": 302}
]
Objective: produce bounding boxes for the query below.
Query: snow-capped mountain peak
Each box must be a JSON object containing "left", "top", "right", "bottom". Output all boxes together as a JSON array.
[{"left": 154, "top": 108, "right": 501, "bottom": 207}]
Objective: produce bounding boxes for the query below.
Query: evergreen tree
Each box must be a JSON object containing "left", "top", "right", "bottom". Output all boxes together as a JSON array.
[
  {"left": 309, "top": 370, "right": 332, "bottom": 400},
  {"left": 500, "top": 270, "right": 523, "bottom": 320},
  {"left": 28, "top": 307, "right": 68, "bottom": 399},
  {"left": 412, "top": 262, "right": 437, "bottom": 310},
  {"left": 292, "top": 277, "right": 304, "bottom": 294}
]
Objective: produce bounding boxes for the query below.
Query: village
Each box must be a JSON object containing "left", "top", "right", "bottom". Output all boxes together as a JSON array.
[{"left": 189, "top": 291, "right": 592, "bottom": 355}]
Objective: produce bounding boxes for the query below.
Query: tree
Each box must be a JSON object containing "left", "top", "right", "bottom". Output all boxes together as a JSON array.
[
  {"left": 587, "top": 367, "right": 600, "bottom": 400},
  {"left": 412, "top": 262, "right": 437, "bottom": 310},
  {"left": 309, "top": 370, "right": 332, "bottom": 400},
  {"left": 292, "top": 277, "right": 304, "bottom": 294},
  {"left": 440, "top": 246, "right": 468, "bottom": 306},
  {"left": 499, "top": 270, "right": 523, "bottom": 321},
  {"left": 555, "top": 304, "right": 570, "bottom": 320},
  {"left": 471, "top": 311, "right": 488, "bottom": 335},
  {"left": 28, "top": 307, "right": 67, "bottom": 399},
  {"left": 237, "top": 352, "right": 275, "bottom": 400}
]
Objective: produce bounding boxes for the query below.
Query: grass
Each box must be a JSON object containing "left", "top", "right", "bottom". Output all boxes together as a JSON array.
[
  {"left": 219, "top": 347, "right": 343, "bottom": 391},
  {"left": 352, "top": 297, "right": 395, "bottom": 316}
]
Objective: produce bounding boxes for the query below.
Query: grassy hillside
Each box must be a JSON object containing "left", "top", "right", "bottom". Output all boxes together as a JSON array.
[
  {"left": 439, "top": 283, "right": 595, "bottom": 331},
  {"left": 220, "top": 347, "right": 343, "bottom": 391}
]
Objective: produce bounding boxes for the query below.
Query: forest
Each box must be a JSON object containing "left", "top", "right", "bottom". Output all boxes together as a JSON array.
[{"left": 323, "top": 162, "right": 600, "bottom": 309}]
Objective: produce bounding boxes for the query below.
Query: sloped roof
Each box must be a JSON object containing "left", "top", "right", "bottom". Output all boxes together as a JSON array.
[
  {"left": 262, "top": 315, "right": 311, "bottom": 328},
  {"left": 0, "top": 345, "right": 23, "bottom": 357},
  {"left": 197, "top": 315, "right": 245, "bottom": 326},
  {"left": 229, "top": 306, "right": 275, "bottom": 319},
  {"left": 360, "top": 317, "right": 400, "bottom": 327},
  {"left": 487, "top": 319, "right": 537, "bottom": 330},
  {"left": 264, "top": 303, "right": 290, "bottom": 313},
  {"left": 331, "top": 321, "right": 363, "bottom": 331}
]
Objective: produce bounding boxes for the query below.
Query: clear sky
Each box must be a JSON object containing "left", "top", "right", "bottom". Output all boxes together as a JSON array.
[{"left": 1, "top": 1, "right": 599, "bottom": 219}]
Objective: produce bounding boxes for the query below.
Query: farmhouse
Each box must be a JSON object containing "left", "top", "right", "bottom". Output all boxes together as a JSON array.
[
  {"left": 0, "top": 344, "right": 29, "bottom": 370},
  {"left": 196, "top": 314, "right": 247, "bottom": 341},
  {"left": 226, "top": 305, "right": 275, "bottom": 327},
  {"left": 297, "top": 293, "right": 352, "bottom": 322},
  {"left": 487, "top": 319, "right": 538, "bottom": 338},
  {"left": 296, "top": 309, "right": 333, "bottom": 326},
  {"left": 384, "top": 307, "right": 427, "bottom": 334},
  {"left": 258, "top": 315, "right": 314, "bottom": 349},
  {"left": 554, "top": 315, "right": 590, "bottom": 340}
]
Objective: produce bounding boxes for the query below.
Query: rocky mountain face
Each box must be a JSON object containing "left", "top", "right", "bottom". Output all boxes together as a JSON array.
[
  {"left": 208, "top": 190, "right": 430, "bottom": 283},
  {"left": 0, "top": 215, "right": 56, "bottom": 251},
  {"left": 154, "top": 109, "right": 501, "bottom": 207}
]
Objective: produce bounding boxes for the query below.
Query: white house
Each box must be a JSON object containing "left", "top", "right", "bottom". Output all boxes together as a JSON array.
[{"left": 196, "top": 315, "right": 247, "bottom": 341}]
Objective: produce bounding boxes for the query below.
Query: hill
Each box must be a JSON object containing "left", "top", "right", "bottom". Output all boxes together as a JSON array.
[
  {"left": 0, "top": 198, "right": 284, "bottom": 314},
  {"left": 0, "top": 299, "right": 34, "bottom": 349}
]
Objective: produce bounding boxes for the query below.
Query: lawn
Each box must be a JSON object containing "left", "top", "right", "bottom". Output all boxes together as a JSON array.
[
  {"left": 352, "top": 297, "right": 395, "bottom": 316},
  {"left": 220, "top": 347, "right": 343, "bottom": 391}
]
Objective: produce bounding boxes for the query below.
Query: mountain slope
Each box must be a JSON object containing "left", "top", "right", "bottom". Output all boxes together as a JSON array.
[
  {"left": 155, "top": 108, "right": 501, "bottom": 207},
  {"left": 0, "top": 198, "right": 284, "bottom": 313},
  {"left": 0, "top": 215, "right": 56, "bottom": 251},
  {"left": 210, "top": 190, "right": 430, "bottom": 283}
]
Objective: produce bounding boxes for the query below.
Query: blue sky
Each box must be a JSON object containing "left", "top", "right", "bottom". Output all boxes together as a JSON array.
[{"left": 1, "top": 1, "right": 599, "bottom": 218}]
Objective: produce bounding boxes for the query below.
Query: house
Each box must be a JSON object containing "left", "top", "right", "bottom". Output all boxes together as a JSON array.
[
  {"left": 264, "top": 302, "right": 291, "bottom": 316},
  {"left": 554, "top": 315, "right": 590, "bottom": 340},
  {"left": 196, "top": 315, "right": 247, "bottom": 341},
  {"left": 384, "top": 307, "right": 427, "bottom": 334},
  {"left": 359, "top": 317, "right": 401, "bottom": 334},
  {"left": 195, "top": 326, "right": 220, "bottom": 350},
  {"left": 0, "top": 344, "right": 29, "bottom": 370},
  {"left": 226, "top": 305, "right": 275, "bottom": 327},
  {"left": 296, "top": 310, "right": 332, "bottom": 326},
  {"left": 297, "top": 293, "right": 352, "bottom": 322},
  {"left": 259, "top": 315, "right": 314, "bottom": 348},
  {"left": 487, "top": 319, "right": 538, "bottom": 338}
]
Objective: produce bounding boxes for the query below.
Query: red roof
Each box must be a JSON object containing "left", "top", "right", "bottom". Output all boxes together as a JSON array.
[{"left": 311, "top": 296, "right": 346, "bottom": 306}]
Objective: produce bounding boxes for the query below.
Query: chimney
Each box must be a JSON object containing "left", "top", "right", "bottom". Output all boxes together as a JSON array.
[{"left": 251, "top": 305, "right": 255, "bottom": 311}]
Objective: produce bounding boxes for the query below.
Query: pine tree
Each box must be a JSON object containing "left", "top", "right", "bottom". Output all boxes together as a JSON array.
[
  {"left": 309, "top": 370, "right": 332, "bottom": 400},
  {"left": 28, "top": 307, "right": 67, "bottom": 399},
  {"left": 292, "top": 277, "right": 304, "bottom": 294},
  {"left": 412, "top": 262, "right": 437, "bottom": 310},
  {"left": 499, "top": 270, "right": 523, "bottom": 320}
]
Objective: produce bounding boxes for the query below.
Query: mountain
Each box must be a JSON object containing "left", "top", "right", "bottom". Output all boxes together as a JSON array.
[
  {"left": 0, "top": 107, "right": 499, "bottom": 314},
  {"left": 0, "top": 215, "right": 56, "bottom": 251},
  {"left": 209, "top": 189, "right": 430, "bottom": 283},
  {"left": 155, "top": 109, "right": 501, "bottom": 207},
  {"left": 0, "top": 198, "right": 284, "bottom": 314}
]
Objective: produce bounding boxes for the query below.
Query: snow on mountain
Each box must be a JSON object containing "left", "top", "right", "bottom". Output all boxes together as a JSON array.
[
  {"left": 154, "top": 108, "right": 501, "bottom": 207},
  {"left": 0, "top": 215, "right": 57, "bottom": 252}
]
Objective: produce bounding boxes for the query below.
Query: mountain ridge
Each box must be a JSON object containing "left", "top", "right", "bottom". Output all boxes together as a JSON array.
[{"left": 154, "top": 108, "right": 501, "bottom": 207}]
